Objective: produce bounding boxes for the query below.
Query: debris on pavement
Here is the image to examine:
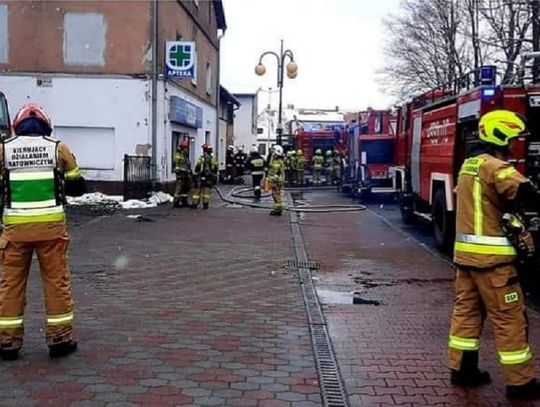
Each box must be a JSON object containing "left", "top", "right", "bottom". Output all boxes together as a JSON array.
[{"left": 68, "top": 191, "right": 173, "bottom": 210}]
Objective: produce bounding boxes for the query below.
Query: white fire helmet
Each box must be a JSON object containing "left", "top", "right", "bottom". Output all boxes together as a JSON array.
[{"left": 273, "top": 145, "right": 284, "bottom": 156}]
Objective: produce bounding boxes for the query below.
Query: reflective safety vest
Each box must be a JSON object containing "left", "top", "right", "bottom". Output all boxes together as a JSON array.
[
  {"left": 250, "top": 157, "right": 265, "bottom": 176},
  {"left": 312, "top": 155, "right": 324, "bottom": 170},
  {"left": 454, "top": 154, "right": 523, "bottom": 268},
  {"left": 2, "top": 135, "right": 65, "bottom": 225}
]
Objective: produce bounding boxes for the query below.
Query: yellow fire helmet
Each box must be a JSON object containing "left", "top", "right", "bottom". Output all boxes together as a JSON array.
[
  {"left": 479, "top": 109, "right": 526, "bottom": 147},
  {"left": 296, "top": 149, "right": 303, "bottom": 156}
]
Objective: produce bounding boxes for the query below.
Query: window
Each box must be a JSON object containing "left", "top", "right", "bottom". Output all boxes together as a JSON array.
[
  {"left": 172, "top": 131, "right": 190, "bottom": 172},
  {"left": 206, "top": 62, "right": 212, "bottom": 95},
  {"left": 64, "top": 12, "right": 107, "bottom": 66},
  {"left": 361, "top": 140, "right": 395, "bottom": 164},
  {"left": 176, "top": 31, "right": 182, "bottom": 41},
  {"left": 0, "top": 5, "right": 8, "bottom": 63},
  {"left": 0, "top": 93, "right": 9, "bottom": 134},
  {"left": 205, "top": 131, "right": 211, "bottom": 144},
  {"left": 258, "top": 143, "right": 267, "bottom": 156},
  {"left": 55, "top": 126, "right": 115, "bottom": 169}
]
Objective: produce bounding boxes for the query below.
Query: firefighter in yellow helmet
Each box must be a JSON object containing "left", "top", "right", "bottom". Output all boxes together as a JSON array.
[
  {"left": 191, "top": 144, "right": 218, "bottom": 209},
  {"left": 312, "top": 149, "right": 324, "bottom": 186},
  {"left": 295, "top": 149, "right": 306, "bottom": 186},
  {"left": 268, "top": 145, "right": 285, "bottom": 216},
  {"left": 0, "top": 102, "right": 86, "bottom": 360},
  {"left": 448, "top": 110, "right": 540, "bottom": 399}
]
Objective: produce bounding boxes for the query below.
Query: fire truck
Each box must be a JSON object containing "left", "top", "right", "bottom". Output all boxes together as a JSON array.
[
  {"left": 344, "top": 109, "right": 397, "bottom": 197},
  {"left": 0, "top": 91, "right": 10, "bottom": 140},
  {"left": 393, "top": 66, "right": 540, "bottom": 250},
  {"left": 294, "top": 125, "right": 348, "bottom": 162}
]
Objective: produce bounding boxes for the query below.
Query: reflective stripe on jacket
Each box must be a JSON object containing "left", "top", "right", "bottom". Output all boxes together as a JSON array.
[
  {"left": 454, "top": 153, "right": 528, "bottom": 268},
  {"left": 3, "top": 135, "right": 64, "bottom": 225}
]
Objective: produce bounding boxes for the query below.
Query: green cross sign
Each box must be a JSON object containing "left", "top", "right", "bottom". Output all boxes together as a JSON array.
[
  {"left": 169, "top": 44, "right": 191, "bottom": 68},
  {"left": 165, "top": 41, "right": 196, "bottom": 78}
]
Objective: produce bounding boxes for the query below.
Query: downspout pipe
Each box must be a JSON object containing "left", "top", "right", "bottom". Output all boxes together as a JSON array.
[
  {"left": 216, "top": 29, "right": 225, "bottom": 171},
  {"left": 151, "top": 0, "right": 159, "bottom": 184}
]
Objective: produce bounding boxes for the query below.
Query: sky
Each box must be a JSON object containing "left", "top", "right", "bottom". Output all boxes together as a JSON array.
[{"left": 220, "top": 0, "right": 401, "bottom": 112}]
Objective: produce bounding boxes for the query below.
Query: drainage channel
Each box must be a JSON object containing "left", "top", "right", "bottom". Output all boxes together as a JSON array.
[{"left": 288, "top": 193, "right": 350, "bottom": 407}]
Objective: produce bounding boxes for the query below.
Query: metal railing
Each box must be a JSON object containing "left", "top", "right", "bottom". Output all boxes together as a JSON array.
[{"left": 123, "top": 154, "right": 152, "bottom": 200}]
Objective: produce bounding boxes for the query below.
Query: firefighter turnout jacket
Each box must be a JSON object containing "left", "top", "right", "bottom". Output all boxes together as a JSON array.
[
  {"left": 1, "top": 135, "right": 81, "bottom": 241},
  {"left": 454, "top": 153, "right": 530, "bottom": 268}
]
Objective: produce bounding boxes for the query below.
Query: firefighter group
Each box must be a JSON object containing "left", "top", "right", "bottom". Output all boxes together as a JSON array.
[{"left": 2, "top": 100, "right": 540, "bottom": 401}]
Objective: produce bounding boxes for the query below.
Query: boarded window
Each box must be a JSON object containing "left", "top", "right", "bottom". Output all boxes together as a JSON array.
[
  {"left": 63, "top": 13, "right": 107, "bottom": 66},
  {"left": 0, "top": 5, "right": 8, "bottom": 63},
  {"left": 54, "top": 126, "right": 115, "bottom": 170}
]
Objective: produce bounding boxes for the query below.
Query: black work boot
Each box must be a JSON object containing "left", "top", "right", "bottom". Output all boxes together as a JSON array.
[
  {"left": 450, "top": 351, "right": 491, "bottom": 387},
  {"left": 181, "top": 197, "right": 189, "bottom": 208},
  {"left": 0, "top": 343, "right": 20, "bottom": 361},
  {"left": 507, "top": 379, "right": 540, "bottom": 399},
  {"left": 190, "top": 203, "right": 198, "bottom": 209},
  {"left": 173, "top": 199, "right": 180, "bottom": 208},
  {"left": 203, "top": 202, "right": 209, "bottom": 210},
  {"left": 269, "top": 210, "right": 282, "bottom": 216},
  {"left": 49, "top": 339, "right": 78, "bottom": 358}
]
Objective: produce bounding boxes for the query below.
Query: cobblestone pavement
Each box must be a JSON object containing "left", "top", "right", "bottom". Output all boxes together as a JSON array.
[
  {"left": 0, "top": 193, "right": 321, "bottom": 407},
  {"left": 297, "top": 190, "right": 540, "bottom": 407}
]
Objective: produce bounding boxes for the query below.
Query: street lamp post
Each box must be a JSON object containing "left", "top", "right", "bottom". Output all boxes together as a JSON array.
[{"left": 255, "top": 40, "right": 297, "bottom": 146}]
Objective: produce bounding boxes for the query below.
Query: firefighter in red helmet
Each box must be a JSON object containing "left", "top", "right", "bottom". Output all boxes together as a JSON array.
[
  {"left": 0, "top": 102, "right": 86, "bottom": 360},
  {"left": 173, "top": 139, "right": 193, "bottom": 208},
  {"left": 191, "top": 144, "right": 218, "bottom": 209}
]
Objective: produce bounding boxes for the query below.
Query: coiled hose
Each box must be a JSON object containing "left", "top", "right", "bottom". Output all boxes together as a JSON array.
[{"left": 214, "top": 185, "right": 367, "bottom": 213}]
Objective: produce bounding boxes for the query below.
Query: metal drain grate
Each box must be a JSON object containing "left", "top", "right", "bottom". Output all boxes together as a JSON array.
[
  {"left": 287, "top": 192, "right": 349, "bottom": 407},
  {"left": 287, "top": 259, "right": 319, "bottom": 270},
  {"left": 299, "top": 270, "right": 324, "bottom": 326},
  {"left": 311, "top": 324, "right": 348, "bottom": 407}
]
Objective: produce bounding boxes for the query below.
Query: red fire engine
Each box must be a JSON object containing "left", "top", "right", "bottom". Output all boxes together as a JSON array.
[
  {"left": 0, "top": 91, "right": 10, "bottom": 140},
  {"left": 393, "top": 66, "right": 540, "bottom": 250},
  {"left": 293, "top": 126, "right": 348, "bottom": 162},
  {"left": 344, "top": 109, "right": 397, "bottom": 196}
]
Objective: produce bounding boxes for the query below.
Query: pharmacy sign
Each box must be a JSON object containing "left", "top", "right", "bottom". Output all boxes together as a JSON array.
[{"left": 165, "top": 41, "right": 197, "bottom": 78}]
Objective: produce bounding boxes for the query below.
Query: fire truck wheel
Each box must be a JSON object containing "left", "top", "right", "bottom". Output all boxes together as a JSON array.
[{"left": 432, "top": 188, "right": 454, "bottom": 253}]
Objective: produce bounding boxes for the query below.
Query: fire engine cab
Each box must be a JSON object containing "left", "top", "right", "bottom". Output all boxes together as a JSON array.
[
  {"left": 393, "top": 66, "right": 540, "bottom": 250},
  {"left": 344, "top": 109, "right": 397, "bottom": 197},
  {"left": 0, "top": 91, "right": 10, "bottom": 140}
]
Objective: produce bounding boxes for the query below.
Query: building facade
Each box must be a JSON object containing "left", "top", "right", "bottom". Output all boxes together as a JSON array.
[
  {"left": 0, "top": 0, "right": 226, "bottom": 192},
  {"left": 232, "top": 92, "right": 258, "bottom": 152},
  {"left": 218, "top": 86, "right": 240, "bottom": 169}
]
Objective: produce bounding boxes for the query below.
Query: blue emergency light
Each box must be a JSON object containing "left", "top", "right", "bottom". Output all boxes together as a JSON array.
[
  {"left": 478, "top": 66, "right": 497, "bottom": 86},
  {"left": 482, "top": 88, "right": 496, "bottom": 97}
]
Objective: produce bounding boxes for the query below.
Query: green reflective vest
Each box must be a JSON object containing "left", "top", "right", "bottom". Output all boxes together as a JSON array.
[{"left": 3, "top": 135, "right": 64, "bottom": 225}]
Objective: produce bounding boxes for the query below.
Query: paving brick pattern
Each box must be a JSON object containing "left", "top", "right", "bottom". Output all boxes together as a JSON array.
[
  {"left": 298, "top": 191, "right": 540, "bottom": 407},
  {"left": 0, "top": 197, "right": 321, "bottom": 407}
]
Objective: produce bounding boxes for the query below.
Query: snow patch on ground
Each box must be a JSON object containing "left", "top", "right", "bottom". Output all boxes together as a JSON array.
[{"left": 67, "top": 191, "right": 173, "bottom": 209}]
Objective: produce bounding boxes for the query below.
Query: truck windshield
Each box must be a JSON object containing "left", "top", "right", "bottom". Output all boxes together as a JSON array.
[{"left": 362, "top": 140, "right": 394, "bottom": 164}]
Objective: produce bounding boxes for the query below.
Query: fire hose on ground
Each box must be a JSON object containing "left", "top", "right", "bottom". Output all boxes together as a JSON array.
[{"left": 214, "top": 185, "right": 367, "bottom": 213}]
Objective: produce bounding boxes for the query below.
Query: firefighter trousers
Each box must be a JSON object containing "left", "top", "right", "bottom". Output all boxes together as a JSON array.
[
  {"left": 192, "top": 186, "right": 212, "bottom": 205},
  {"left": 296, "top": 170, "right": 305, "bottom": 185},
  {"left": 173, "top": 173, "right": 192, "bottom": 202},
  {"left": 313, "top": 169, "right": 322, "bottom": 185},
  {"left": 271, "top": 182, "right": 283, "bottom": 212},
  {"left": 252, "top": 174, "right": 263, "bottom": 199},
  {"left": 448, "top": 264, "right": 534, "bottom": 386},
  {"left": 0, "top": 237, "right": 74, "bottom": 349}
]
